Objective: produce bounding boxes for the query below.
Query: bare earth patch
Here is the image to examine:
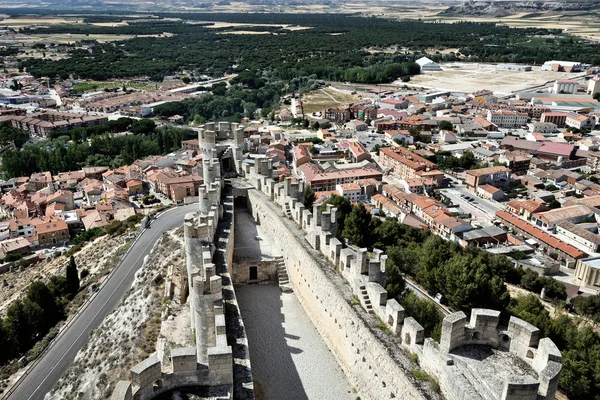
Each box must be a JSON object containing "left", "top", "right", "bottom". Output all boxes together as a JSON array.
[
  {"left": 301, "top": 87, "right": 362, "bottom": 115},
  {"left": 406, "top": 63, "right": 588, "bottom": 94},
  {"left": 0, "top": 233, "right": 129, "bottom": 317}
]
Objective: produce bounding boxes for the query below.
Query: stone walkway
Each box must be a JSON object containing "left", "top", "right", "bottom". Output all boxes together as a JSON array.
[{"left": 236, "top": 284, "right": 353, "bottom": 400}]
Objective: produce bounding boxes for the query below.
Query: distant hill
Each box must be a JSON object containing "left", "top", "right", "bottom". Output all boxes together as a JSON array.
[{"left": 442, "top": 0, "right": 600, "bottom": 17}]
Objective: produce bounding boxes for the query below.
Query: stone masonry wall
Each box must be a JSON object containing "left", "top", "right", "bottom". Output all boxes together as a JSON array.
[{"left": 247, "top": 188, "right": 437, "bottom": 400}]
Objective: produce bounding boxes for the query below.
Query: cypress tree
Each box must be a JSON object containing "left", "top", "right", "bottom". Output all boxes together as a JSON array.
[{"left": 66, "top": 255, "right": 80, "bottom": 296}]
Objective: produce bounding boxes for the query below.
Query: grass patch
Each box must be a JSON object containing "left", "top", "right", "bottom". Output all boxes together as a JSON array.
[
  {"left": 411, "top": 369, "right": 440, "bottom": 393},
  {"left": 375, "top": 317, "right": 393, "bottom": 335}
]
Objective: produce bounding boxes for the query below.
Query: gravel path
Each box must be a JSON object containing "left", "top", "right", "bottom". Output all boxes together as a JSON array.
[{"left": 236, "top": 284, "right": 353, "bottom": 400}]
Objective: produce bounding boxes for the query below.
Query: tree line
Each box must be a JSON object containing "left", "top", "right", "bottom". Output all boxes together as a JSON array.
[
  {"left": 0, "top": 123, "right": 195, "bottom": 178},
  {"left": 16, "top": 14, "right": 598, "bottom": 83}
]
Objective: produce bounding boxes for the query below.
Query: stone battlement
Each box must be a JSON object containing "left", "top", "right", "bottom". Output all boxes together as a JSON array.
[
  {"left": 110, "top": 122, "right": 247, "bottom": 400},
  {"left": 243, "top": 162, "right": 562, "bottom": 400}
]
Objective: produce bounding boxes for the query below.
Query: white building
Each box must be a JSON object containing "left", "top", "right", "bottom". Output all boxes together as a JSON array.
[
  {"left": 336, "top": 183, "right": 362, "bottom": 202},
  {"left": 527, "top": 122, "right": 557, "bottom": 134},
  {"left": 486, "top": 110, "right": 529, "bottom": 128},
  {"left": 566, "top": 113, "right": 596, "bottom": 130},
  {"left": 588, "top": 76, "right": 600, "bottom": 96},
  {"left": 416, "top": 57, "right": 442, "bottom": 72},
  {"left": 552, "top": 79, "right": 579, "bottom": 94}
]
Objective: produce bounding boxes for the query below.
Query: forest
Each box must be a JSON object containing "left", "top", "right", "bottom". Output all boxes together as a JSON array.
[
  {"left": 0, "top": 120, "right": 195, "bottom": 178},
  {"left": 323, "top": 195, "right": 600, "bottom": 399},
  {"left": 13, "top": 13, "right": 600, "bottom": 83}
]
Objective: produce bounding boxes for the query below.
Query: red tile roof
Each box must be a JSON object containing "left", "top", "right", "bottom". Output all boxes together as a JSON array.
[{"left": 496, "top": 211, "right": 587, "bottom": 259}]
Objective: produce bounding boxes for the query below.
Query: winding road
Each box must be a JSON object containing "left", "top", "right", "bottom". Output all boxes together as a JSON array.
[{"left": 3, "top": 204, "right": 197, "bottom": 400}]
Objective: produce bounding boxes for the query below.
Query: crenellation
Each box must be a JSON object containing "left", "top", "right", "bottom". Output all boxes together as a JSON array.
[
  {"left": 111, "top": 120, "right": 562, "bottom": 400},
  {"left": 243, "top": 157, "right": 563, "bottom": 400},
  {"left": 110, "top": 123, "right": 246, "bottom": 400}
]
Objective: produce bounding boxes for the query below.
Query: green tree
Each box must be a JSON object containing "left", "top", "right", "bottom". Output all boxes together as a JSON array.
[
  {"left": 438, "top": 120, "right": 454, "bottom": 131},
  {"left": 66, "top": 256, "right": 80, "bottom": 296},
  {"left": 6, "top": 299, "right": 34, "bottom": 353},
  {"left": 342, "top": 203, "right": 372, "bottom": 248},
  {"left": 303, "top": 186, "right": 315, "bottom": 210},
  {"left": 131, "top": 119, "right": 156, "bottom": 135}
]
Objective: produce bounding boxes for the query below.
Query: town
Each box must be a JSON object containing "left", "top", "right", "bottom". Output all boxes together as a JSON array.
[{"left": 1, "top": 13, "right": 600, "bottom": 400}]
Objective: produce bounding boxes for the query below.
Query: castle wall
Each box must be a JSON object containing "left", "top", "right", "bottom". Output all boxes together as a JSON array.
[{"left": 246, "top": 188, "right": 433, "bottom": 400}]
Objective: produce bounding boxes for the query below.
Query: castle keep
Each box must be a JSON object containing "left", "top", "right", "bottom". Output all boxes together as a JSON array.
[{"left": 111, "top": 122, "right": 561, "bottom": 400}]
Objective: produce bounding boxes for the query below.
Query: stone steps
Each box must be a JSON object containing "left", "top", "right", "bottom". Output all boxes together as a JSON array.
[
  {"left": 284, "top": 202, "right": 292, "bottom": 218},
  {"left": 276, "top": 258, "right": 293, "bottom": 292},
  {"left": 452, "top": 358, "right": 494, "bottom": 400},
  {"left": 359, "top": 285, "right": 372, "bottom": 312}
]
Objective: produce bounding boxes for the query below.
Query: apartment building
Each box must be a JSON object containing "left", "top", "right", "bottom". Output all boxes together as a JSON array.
[
  {"left": 541, "top": 112, "right": 569, "bottom": 127},
  {"left": 298, "top": 163, "right": 382, "bottom": 191},
  {"left": 465, "top": 165, "right": 511, "bottom": 190},
  {"left": 379, "top": 147, "right": 444, "bottom": 187},
  {"left": 486, "top": 110, "right": 528, "bottom": 128}
]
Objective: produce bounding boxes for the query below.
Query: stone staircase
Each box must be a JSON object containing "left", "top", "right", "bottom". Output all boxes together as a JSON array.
[
  {"left": 276, "top": 257, "right": 293, "bottom": 292},
  {"left": 359, "top": 284, "right": 373, "bottom": 312},
  {"left": 283, "top": 201, "right": 292, "bottom": 218}
]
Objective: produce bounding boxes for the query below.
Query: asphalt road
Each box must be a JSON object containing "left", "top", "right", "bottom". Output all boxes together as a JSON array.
[{"left": 4, "top": 204, "right": 197, "bottom": 400}]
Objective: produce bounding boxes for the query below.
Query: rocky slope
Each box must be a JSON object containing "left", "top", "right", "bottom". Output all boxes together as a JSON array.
[{"left": 443, "top": 0, "right": 600, "bottom": 17}]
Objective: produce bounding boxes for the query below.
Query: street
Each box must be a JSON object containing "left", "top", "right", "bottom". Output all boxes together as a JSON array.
[
  {"left": 439, "top": 183, "right": 504, "bottom": 227},
  {"left": 3, "top": 204, "right": 197, "bottom": 400}
]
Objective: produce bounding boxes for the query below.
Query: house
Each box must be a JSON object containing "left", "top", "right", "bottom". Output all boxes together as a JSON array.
[
  {"left": 349, "top": 142, "right": 371, "bottom": 163},
  {"left": 556, "top": 221, "right": 600, "bottom": 253},
  {"left": 182, "top": 139, "right": 200, "bottom": 153},
  {"left": 506, "top": 199, "right": 550, "bottom": 220},
  {"left": 126, "top": 179, "right": 144, "bottom": 196},
  {"left": 384, "top": 130, "right": 413, "bottom": 145},
  {"left": 81, "top": 210, "right": 111, "bottom": 230},
  {"left": 486, "top": 110, "right": 528, "bottom": 128},
  {"left": 527, "top": 122, "right": 557, "bottom": 134},
  {"left": 565, "top": 113, "right": 595, "bottom": 130},
  {"left": 28, "top": 171, "right": 53, "bottom": 192},
  {"left": 33, "top": 217, "right": 70, "bottom": 246},
  {"left": 498, "top": 152, "right": 530, "bottom": 175},
  {"left": 439, "top": 130, "right": 457, "bottom": 144},
  {"left": 346, "top": 120, "right": 368, "bottom": 131},
  {"left": 170, "top": 182, "right": 196, "bottom": 203},
  {"left": 292, "top": 143, "right": 312, "bottom": 168},
  {"left": 476, "top": 184, "right": 505, "bottom": 201},
  {"left": 0, "top": 237, "right": 31, "bottom": 260},
  {"left": 434, "top": 216, "right": 472, "bottom": 241},
  {"left": 324, "top": 107, "right": 351, "bottom": 123},
  {"left": 168, "top": 114, "right": 184, "bottom": 124},
  {"left": 531, "top": 205, "right": 595, "bottom": 231},
  {"left": 297, "top": 163, "right": 382, "bottom": 191},
  {"left": 465, "top": 166, "right": 511, "bottom": 191},
  {"left": 83, "top": 166, "right": 109, "bottom": 180}
]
